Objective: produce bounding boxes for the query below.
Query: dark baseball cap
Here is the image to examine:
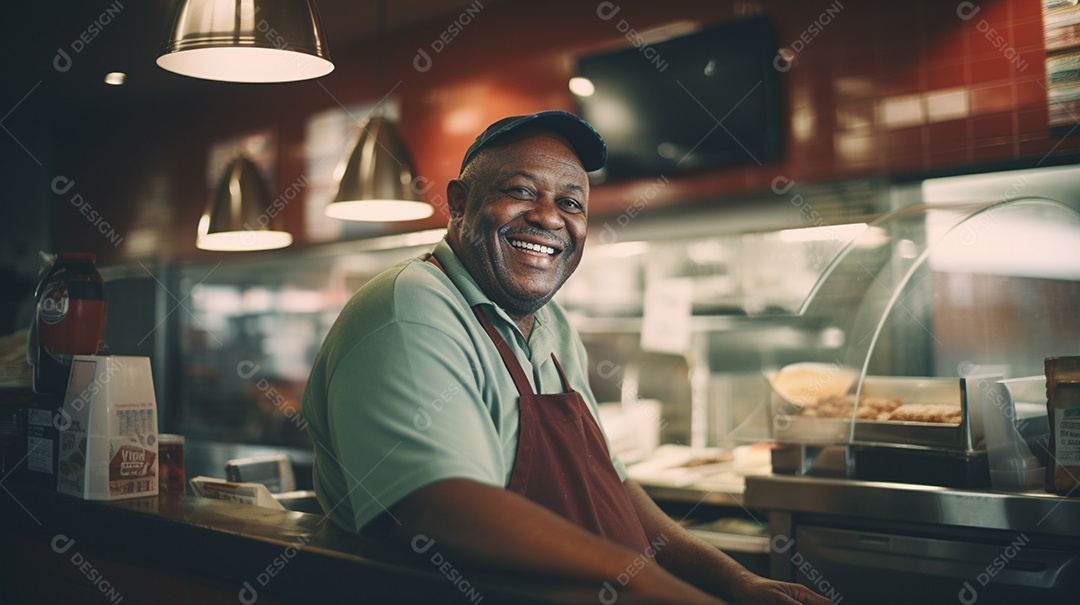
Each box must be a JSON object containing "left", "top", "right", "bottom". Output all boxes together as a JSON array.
[{"left": 460, "top": 110, "right": 607, "bottom": 174}]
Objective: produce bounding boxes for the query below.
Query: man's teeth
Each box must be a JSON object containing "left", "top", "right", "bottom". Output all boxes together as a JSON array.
[{"left": 510, "top": 239, "right": 556, "bottom": 255}]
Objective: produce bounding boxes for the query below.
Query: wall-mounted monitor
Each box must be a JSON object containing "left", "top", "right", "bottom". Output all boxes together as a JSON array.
[{"left": 574, "top": 14, "right": 784, "bottom": 182}]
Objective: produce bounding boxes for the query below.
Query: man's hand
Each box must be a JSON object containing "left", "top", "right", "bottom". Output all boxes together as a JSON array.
[
  {"left": 727, "top": 576, "right": 834, "bottom": 605},
  {"left": 623, "top": 480, "right": 834, "bottom": 605}
]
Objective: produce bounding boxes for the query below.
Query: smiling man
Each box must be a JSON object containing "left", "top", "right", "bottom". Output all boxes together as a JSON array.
[
  {"left": 447, "top": 118, "right": 591, "bottom": 340},
  {"left": 302, "top": 111, "right": 829, "bottom": 605}
]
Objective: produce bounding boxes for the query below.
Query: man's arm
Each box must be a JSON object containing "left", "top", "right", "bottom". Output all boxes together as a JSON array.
[
  {"left": 390, "top": 478, "right": 725, "bottom": 605},
  {"left": 624, "top": 480, "right": 832, "bottom": 605}
]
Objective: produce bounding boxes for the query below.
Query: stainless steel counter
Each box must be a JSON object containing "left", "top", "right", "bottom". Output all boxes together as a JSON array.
[
  {"left": 745, "top": 474, "right": 1080, "bottom": 538},
  {"left": 639, "top": 483, "right": 746, "bottom": 508},
  {"left": 743, "top": 475, "right": 1080, "bottom": 603}
]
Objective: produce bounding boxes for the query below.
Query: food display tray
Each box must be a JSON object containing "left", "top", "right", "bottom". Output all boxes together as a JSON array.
[{"left": 772, "top": 376, "right": 983, "bottom": 453}]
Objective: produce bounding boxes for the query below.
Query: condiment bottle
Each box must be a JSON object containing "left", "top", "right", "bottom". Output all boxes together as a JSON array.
[
  {"left": 1045, "top": 356, "right": 1080, "bottom": 496},
  {"left": 28, "top": 253, "right": 108, "bottom": 394}
]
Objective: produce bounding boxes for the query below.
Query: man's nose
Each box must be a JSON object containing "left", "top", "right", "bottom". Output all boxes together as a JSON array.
[{"left": 524, "top": 197, "right": 565, "bottom": 230}]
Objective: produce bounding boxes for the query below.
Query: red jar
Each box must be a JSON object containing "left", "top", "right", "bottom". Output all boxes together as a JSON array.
[{"left": 31, "top": 253, "right": 108, "bottom": 394}]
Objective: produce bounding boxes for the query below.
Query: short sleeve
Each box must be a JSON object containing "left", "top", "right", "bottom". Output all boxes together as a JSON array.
[{"left": 321, "top": 320, "right": 505, "bottom": 532}]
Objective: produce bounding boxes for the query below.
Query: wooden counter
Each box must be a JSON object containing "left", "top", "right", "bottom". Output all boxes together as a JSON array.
[{"left": 0, "top": 484, "right": 663, "bottom": 605}]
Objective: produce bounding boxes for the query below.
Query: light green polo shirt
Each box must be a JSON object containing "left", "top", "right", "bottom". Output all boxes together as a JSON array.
[{"left": 302, "top": 238, "right": 626, "bottom": 534}]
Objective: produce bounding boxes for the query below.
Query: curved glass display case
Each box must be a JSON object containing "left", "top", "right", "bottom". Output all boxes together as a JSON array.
[{"left": 770, "top": 197, "right": 1080, "bottom": 487}]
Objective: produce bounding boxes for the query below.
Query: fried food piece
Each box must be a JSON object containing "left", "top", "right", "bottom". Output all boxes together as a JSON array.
[
  {"left": 679, "top": 453, "right": 734, "bottom": 467},
  {"left": 798, "top": 394, "right": 902, "bottom": 421},
  {"left": 887, "top": 403, "right": 962, "bottom": 424}
]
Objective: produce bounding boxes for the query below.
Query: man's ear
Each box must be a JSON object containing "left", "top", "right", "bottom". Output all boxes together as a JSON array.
[{"left": 446, "top": 179, "right": 468, "bottom": 220}]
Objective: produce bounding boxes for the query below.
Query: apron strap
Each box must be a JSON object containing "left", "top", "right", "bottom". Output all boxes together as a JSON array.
[
  {"left": 471, "top": 308, "right": 536, "bottom": 397},
  {"left": 425, "top": 255, "right": 535, "bottom": 396},
  {"left": 425, "top": 253, "right": 446, "bottom": 273},
  {"left": 549, "top": 353, "right": 574, "bottom": 394}
]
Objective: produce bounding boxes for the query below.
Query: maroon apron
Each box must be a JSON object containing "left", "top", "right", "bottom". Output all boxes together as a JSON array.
[{"left": 427, "top": 256, "right": 649, "bottom": 553}]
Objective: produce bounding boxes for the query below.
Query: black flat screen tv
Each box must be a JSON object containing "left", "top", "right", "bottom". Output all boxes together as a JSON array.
[{"left": 575, "top": 14, "right": 784, "bottom": 182}]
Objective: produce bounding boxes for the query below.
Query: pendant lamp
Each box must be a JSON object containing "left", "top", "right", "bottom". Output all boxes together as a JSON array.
[
  {"left": 157, "top": 0, "right": 333, "bottom": 83},
  {"left": 325, "top": 0, "right": 432, "bottom": 222},
  {"left": 325, "top": 115, "right": 434, "bottom": 221},
  {"left": 197, "top": 155, "right": 293, "bottom": 251}
]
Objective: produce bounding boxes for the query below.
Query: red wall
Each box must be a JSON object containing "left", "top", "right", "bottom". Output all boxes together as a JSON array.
[{"left": 51, "top": 0, "right": 1076, "bottom": 263}]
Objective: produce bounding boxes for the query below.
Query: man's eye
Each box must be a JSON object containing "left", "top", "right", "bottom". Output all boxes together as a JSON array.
[{"left": 559, "top": 199, "right": 584, "bottom": 213}]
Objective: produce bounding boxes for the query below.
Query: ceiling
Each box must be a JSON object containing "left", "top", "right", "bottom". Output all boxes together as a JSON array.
[{"left": 1, "top": 0, "right": 503, "bottom": 113}]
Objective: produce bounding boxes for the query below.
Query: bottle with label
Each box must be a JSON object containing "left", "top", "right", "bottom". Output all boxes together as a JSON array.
[
  {"left": 28, "top": 253, "right": 108, "bottom": 394},
  {"left": 1045, "top": 356, "right": 1080, "bottom": 496}
]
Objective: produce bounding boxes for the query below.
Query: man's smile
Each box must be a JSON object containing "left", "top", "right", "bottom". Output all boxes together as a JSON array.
[{"left": 507, "top": 237, "right": 559, "bottom": 257}]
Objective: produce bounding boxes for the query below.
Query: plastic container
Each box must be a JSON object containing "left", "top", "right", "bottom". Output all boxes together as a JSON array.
[
  {"left": 28, "top": 253, "right": 108, "bottom": 394},
  {"left": 1045, "top": 356, "right": 1080, "bottom": 496},
  {"left": 970, "top": 375, "right": 1046, "bottom": 491}
]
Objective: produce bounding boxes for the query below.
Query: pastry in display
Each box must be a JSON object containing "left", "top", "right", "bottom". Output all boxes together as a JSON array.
[
  {"left": 797, "top": 394, "right": 904, "bottom": 421},
  {"left": 796, "top": 396, "right": 961, "bottom": 424},
  {"left": 773, "top": 362, "right": 964, "bottom": 425},
  {"left": 886, "top": 403, "right": 963, "bottom": 424}
]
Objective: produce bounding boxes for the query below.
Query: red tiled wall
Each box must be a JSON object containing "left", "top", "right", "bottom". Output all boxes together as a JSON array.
[
  {"left": 636, "top": 0, "right": 1072, "bottom": 211},
  {"left": 51, "top": 0, "right": 1078, "bottom": 262}
]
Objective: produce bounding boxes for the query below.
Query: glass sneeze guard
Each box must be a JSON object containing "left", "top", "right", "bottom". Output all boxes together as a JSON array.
[{"left": 773, "top": 197, "right": 1080, "bottom": 450}]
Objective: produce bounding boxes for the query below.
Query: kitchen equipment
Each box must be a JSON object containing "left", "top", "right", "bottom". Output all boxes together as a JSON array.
[
  {"left": 29, "top": 253, "right": 107, "bottom": 394},
  {"left": 225, "top": 454, "right": 295, "bottom": 493}
]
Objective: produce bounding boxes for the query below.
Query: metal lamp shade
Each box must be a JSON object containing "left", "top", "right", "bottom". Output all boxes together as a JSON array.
[
  {"left": 326, "top": 116, "right": 434, "bottom": 222},
  {"left": 197, "top": 156, "right": 293, "bottom": 251},
  {"left": 157, "top": 0, "right": 333, "bottom": 83}
]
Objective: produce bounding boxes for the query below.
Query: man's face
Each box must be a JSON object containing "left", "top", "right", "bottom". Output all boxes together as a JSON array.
[{"left": 447, "top": 131, "right": 589, "bottom": 319}]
